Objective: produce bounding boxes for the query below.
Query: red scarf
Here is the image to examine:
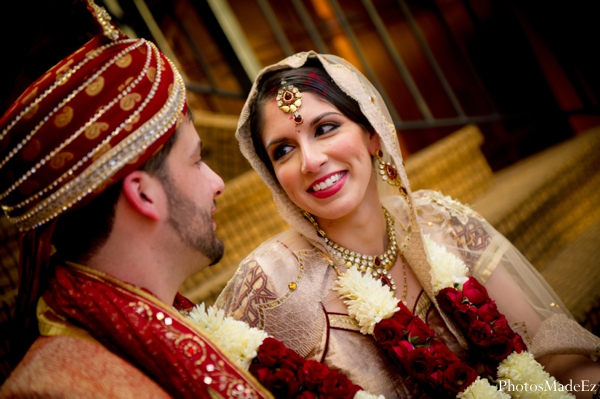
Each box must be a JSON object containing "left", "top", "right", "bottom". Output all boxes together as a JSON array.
[{"left": 42, "top": 263, "right": 272, "bottom": 399}]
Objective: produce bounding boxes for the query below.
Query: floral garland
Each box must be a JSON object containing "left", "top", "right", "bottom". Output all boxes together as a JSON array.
[
  {"left": 333, "top": 233, "right": 575, "bottom": 398},
  {"left": 187, "top": 304, "right": 384, "bottom": 399}
]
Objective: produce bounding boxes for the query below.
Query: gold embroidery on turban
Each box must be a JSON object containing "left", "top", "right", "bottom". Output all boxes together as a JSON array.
[
  {"left": 22, "top": 104, "right": 39, "bottom": 121},
  {"left": 85, "top": 76, "right": 105, "bottom": 96},
  {"left": 118, "top": 77, "right": 134, "bottom": 92},
  {"left": 54, "top": 106, "right": 74, "bottom": 128},
  {"left": 120, "top": 93, "right": 142, "bottom": 111},
  {"left": 116, "top": 53, "right": 132, "bottom": 68},
  {"left": 123, "top": 114, "right": 140, "bottom": 132},
  {"left": 92, "top": 143, "right": 112, "bottom": 161},
  {"left": 56, "top": 59, "right": 75, "bottom": 85},
  {"left": 22, "top": 139, "right": 42, "bottom": 161},
  {"left": 21, "top": 87, "right": 38, "bottom": 105},
  {"left": 50, "top": 152, "right": 74, "bottom": 170},
  {"left": 85, "top": 122, "right": 110, "bottom": 140},
  {"left": 146, "top": 67, "right": 156, "bottom": 83}
]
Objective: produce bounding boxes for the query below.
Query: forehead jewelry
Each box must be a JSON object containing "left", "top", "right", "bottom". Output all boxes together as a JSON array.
[{"left": 277, "top": 81, "right": 303, "bottom": 125}]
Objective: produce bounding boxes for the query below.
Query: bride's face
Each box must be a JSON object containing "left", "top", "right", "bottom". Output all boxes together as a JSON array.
[{"left": 261, "top": 91, "right": 380, "bottom": 221}]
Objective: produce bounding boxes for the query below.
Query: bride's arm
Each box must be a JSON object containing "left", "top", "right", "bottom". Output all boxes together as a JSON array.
[
  {"left": 486, "top": 263, "right": 600, "bottom": 398},
  {"left": 412, "top": 190, "right": 600, "bottom": 394}
]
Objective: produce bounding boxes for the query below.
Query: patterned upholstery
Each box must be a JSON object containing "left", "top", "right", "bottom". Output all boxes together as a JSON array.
[
  {"left": 405, "top": 124, "right": 494, "bottom": 205},
  {"left": 194, "top": 111, "right": 252, "bottom": 182},
  {"left": 472, "top": 126, "right": 600, "bottom": 270},
  {"left": 541, "top": 221, "right": 600, "bottom": 335}
]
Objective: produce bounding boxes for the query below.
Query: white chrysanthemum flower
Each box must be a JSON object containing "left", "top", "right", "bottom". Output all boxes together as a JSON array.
[
  {"left": 354, "top": 391, "right": 385, "bottom": 399},
  {"left": 334, "top": 267, "right": 399, "bottom": 335},
  {"left": 497, "top": 352, "right": 575, "bottom": 399},
  {"left": 457, "top": 377, "right": 510, "bottom": 399},
  {"left": 423, "top": 233, "right": 469, "bottom": 293},
  {"left": 187, "top": 303, "right": 269, "bottom": 369}
]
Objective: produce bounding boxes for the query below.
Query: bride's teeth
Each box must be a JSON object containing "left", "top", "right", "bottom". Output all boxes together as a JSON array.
[{"left": 312, "top": 173, "right": 342, "bottom": 191}]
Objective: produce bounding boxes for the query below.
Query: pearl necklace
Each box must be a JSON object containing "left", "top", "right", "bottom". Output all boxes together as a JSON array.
[{"left": 304, "top": 207, "right": 405, "bottom": 294}]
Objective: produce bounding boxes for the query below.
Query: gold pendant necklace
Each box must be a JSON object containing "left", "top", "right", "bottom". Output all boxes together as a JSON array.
[{"left": 304, "top": 207, "right": 409, "bottom": 298}]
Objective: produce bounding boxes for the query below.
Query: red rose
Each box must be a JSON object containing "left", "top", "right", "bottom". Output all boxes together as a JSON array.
[
  {"left": 280, "top": 347, "right": 305, "bottom": 371},
  {"left": 477, "top": 300, "right": 500, "bottom": 323},
  {"left": 319, "top": 370, "right": 361, "bottom": 399},
  {"left": 406, "top": 318, "right": 435, "bottom": 346},
  {"left": 428, "top": 369, "right": 443, "bottom": 386},
  {"left": 492, "top": 316, "right": 514, "bottom": 337},
  {"left": 429, "top": 340, "right": 460, "bottom": 368},
  {"left": 437, "top": 287, "right": 464, "bottom": 313},
  {"left": 467, "top": 320, "right": 494, "bottom": 347},
  {"left": 300, "top": 360, "right": 330, "bottom": 391},
  {"left": 486, "top": 336, "right": 514, "bottom": 361},
  {"left": 391, "top": 340, "right": 415, "bottom": 361},
  {"left": 405, "top": 347, "right": 435, "bottom": 381},
  {"left": 248, "top": 363, "right": 270, "bottom": 383},
  {"left": 264, "top": 368, "right": 299, "bottom": 399},
  {"left": 453, "top": 303, "right": 478, "bottom": 328},
  {"left": 512, "top": 334, "right": 528, "bottom": 353},
  {"left": 257, "top": 337, "right": 288, "bottom": 368},
  {"left": 374, "top": 318, "right": 405, "bottom": 348},
  {"left": 394, "top": 301, "right": 416, "bottom": 327},
  {"left": 296, "top": 392, "right": 317, "bottom": 399},
  {"left": 462, "top": 277, "right": 489, "bottom": 305},
  {"left": 442, "top": 363, "right": 478, "bottom": 393}
]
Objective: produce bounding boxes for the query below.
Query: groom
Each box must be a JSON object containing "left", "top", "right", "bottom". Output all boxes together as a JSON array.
[{"left": 0, "top": 2, "right": 270, "bottom": 398}]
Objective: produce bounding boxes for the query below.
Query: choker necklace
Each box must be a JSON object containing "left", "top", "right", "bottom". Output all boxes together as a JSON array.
[{"left": 304, "top": 207, "right": 405, "bottom": 295}]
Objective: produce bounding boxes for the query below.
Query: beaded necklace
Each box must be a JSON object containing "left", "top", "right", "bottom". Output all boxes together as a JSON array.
[{"left": 303, "top": 207, "right": 410, "bottom": 300}]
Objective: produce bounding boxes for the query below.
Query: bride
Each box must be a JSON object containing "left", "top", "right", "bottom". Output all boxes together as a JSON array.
[{"left": 216, "top": 52, "right": 600, "bottom": 398}]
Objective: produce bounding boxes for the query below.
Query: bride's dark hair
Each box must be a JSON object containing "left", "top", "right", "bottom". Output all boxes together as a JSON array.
[{"left": 249, "top": 59, "right": 373, "bottom": 178}]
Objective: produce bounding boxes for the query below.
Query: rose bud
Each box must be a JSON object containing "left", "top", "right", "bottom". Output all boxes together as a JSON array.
[
  {"left": 461, "top": 277, "right": 489, "bottom": 305},
  {"left": 467, "top": 320, "right": 494, "bottom": 347},
  {"left": 257, "top": 337, "right": 288, "bottom": 368}
]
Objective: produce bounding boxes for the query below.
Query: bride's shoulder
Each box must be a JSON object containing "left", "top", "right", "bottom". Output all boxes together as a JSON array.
[
  {"left": 410, "top": 189, "right": 483, "bottom": 226},
  {"left": 240, "top": 229, "right": 313, "bottom": 272}
]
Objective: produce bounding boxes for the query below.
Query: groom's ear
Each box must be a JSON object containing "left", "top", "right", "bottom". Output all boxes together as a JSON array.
[{"left": 120, "top": 170, "right": 164, "bottom": 221}]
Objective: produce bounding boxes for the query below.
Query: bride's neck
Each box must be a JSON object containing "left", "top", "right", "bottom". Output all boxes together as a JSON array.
[{"left": 316, "top": 202, "right": 389, "bottom": 256}]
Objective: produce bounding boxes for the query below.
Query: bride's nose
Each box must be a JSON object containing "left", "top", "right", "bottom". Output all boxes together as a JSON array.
[{"left": 300, "top": 143, "right": 327, "bottom": 174}]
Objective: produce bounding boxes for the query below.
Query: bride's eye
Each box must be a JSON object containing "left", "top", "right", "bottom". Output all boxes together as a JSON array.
[
  {"left": 315, "top": 122, "right": 339, "bottom": 136},
  {"left": 272, "top": 144, "right": 293, "bottom": 161}
]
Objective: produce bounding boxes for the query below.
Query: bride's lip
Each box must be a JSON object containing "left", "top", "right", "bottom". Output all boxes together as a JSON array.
[{"left": 308, "top": 171, "right": 347, "bottom": 199}]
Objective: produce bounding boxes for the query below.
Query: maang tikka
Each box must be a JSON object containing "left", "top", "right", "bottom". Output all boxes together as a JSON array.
[{"left": 277, "top": 81, "right": 303, "bottom": 125}]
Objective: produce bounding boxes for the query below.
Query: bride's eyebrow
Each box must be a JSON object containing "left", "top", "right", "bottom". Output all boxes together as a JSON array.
[
  {"left": 309, "top": 112, "right": 342, "bottom": 127},
  {"left": 265, "top": 137, "right": 288, "bottom": 151}
]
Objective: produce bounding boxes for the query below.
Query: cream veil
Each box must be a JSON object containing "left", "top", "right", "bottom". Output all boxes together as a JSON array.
[{"left": 232, "top": 51, "right": 600, "bottom": 358}]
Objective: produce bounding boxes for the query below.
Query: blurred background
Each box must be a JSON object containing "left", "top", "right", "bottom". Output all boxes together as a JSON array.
[
  {"left": 2, "top": 0, "right": 600, "bottom": 168},
  {"left": 1, "top": 0, "right": 599, "bottom": 383}
]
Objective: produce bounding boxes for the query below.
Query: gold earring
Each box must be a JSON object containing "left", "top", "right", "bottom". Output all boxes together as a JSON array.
[
  {"left": 277, "top": 81, "right": 303, "bottom": 125},
  {"left": 375, "top": 148, "right": 401, "bottom": 187}
]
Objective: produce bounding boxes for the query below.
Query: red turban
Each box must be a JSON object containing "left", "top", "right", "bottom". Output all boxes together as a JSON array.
[
  {"left": 0, "top": 0, "right": 187, "bottom": 365},
  {"left": 0, "top": 20, "right": 186, "bottom": 231}
]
